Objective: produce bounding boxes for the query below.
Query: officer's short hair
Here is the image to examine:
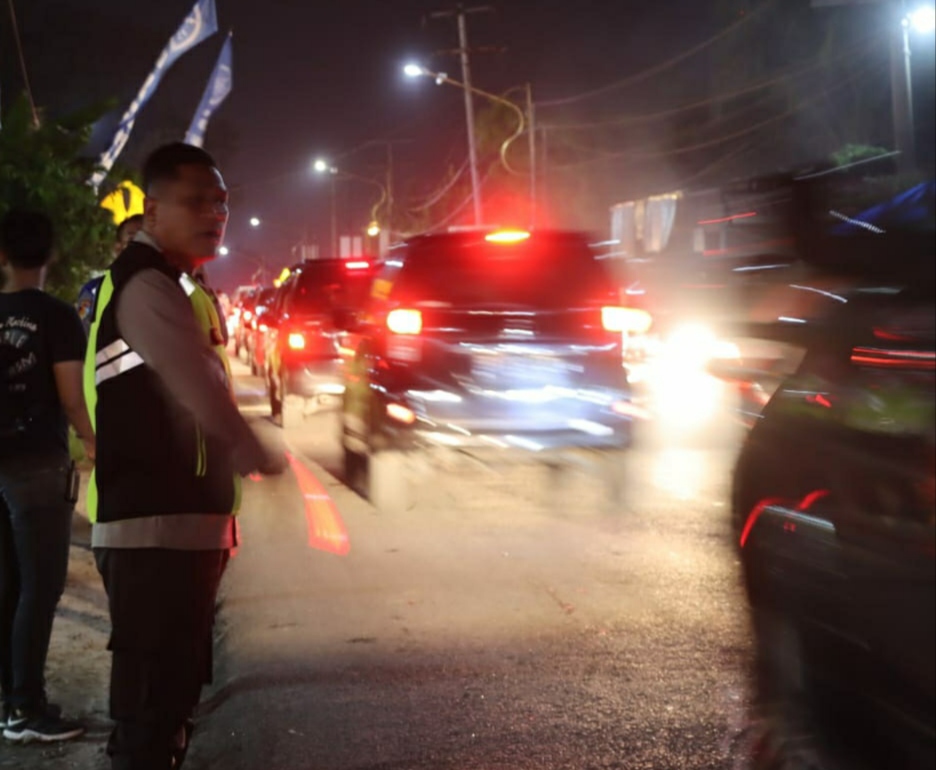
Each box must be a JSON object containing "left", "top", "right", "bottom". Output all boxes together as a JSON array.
[
  {"left": 0, "top": 209, "right": 54, "bottom": 269},
  {"left": 143, "top": 143, "right": 219, "bottom": 194}
]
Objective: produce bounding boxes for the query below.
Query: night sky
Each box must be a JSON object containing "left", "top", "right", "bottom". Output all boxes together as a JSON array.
[{"left": 2, "top": 0, "right": 934, "bottom": 291}]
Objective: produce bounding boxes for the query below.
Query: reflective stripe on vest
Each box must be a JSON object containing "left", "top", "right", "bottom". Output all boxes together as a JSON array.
[{"left": 95, "top": 350, "right": 144, "bottom": 385}]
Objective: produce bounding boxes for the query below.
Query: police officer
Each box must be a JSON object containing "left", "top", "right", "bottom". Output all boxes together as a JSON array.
[{"left": 84, "top": 143, "right": 285, "bottom": 770}]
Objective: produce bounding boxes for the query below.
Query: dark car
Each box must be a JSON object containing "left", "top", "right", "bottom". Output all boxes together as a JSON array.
[
  {"left": 725, "top": 276, "right": 935, "bottom": 768},
  {"left": 264, "top": 258, "right": 377, "bottom": 424},
  {"left": 340, "top": 228, "right": 636, "bottom": 514}
]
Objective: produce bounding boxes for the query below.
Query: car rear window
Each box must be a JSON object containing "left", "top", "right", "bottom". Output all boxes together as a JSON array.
[
  {"left": 293, "top": 263, "right": 375, "bottom": 313},
  {"left": 395, "top": 235, "right": 614, "bottom": 308}
]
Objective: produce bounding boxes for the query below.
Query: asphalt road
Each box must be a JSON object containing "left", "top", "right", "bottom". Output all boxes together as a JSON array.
[{"left": 182, "top": 367, "right": 756, "bottom": 770}]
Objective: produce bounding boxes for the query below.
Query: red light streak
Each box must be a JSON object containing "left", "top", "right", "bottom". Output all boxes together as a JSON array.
[
  {"left": 806, "top": 393, "right": 832, "bottom": 408},
  {"left": 740, "top": 488, "right": 830, "bottom": 548},
  {"left": 796, "top": 489, "right": 829, "bottom": 511},
  {"left": 740, "top": 496, "right": 784, "bottom": 548},
  {"left": 697, "top": 211, "right": 757, "bottom": 226},
  {"left": 287, "top": 452, "right": 350, "bottom": 555}
]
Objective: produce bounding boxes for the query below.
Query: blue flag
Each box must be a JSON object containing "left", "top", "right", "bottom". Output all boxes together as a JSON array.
[
  {"left": 90, "top": 0, "right": 218, "bottom": 188},
  {"left": 184, "top": 32, "right": 233, "bottom": 148}
]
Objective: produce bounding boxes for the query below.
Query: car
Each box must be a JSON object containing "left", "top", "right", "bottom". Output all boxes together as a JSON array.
[
  {"left": 720, "top": 172, "right": 935, "bottom": 768},
  {"left": 263, "top": 258, "right": 377, "bottom": 424},
  {"left": 339, "top": 228, "right": 638, "bottom": 514}
]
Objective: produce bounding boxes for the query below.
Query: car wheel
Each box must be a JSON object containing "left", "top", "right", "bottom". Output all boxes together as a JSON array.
[
  {"left": 368, "top": 450, "right": 414, "bottom": 515},
  {"left": 269, "top": 368, "right": 284, "bottom": 426},
  {"left": 746, "top": 607, "right": 835, "bottom": 770}
]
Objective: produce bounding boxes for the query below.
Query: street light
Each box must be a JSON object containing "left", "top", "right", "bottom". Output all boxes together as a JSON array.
[
  {"left": 313, "top": 158, "right": 388, "bottom": 256},
  {"left": 249, "top": 216, "right": 261, "bottom": 228},
  {"left": 909, "top": 5, "right": 935, "bottom": 32},
  {"left": 892, "top": 3, "right": 936, "bottom": 172},
  {"left": 404, "top": 62, "right": 535, "bottom": 225},
  {"left": 219, "top": 245, "right": 230, "bottom": 256}
]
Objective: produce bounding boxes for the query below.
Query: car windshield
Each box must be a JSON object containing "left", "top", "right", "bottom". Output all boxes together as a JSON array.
[
  {"left": 395, "top": 235, "right": 613, "bottom": 308},
  {"left": 293, "top": 263, "right": 375, "bottom": 313}
]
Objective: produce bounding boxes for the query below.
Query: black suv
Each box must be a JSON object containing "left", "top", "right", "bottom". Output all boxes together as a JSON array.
[
  {"left": 340, "top": 229, "right": 636, "bottom": 513},
  {"left": 263, "top": 258, "right": 377, "bottom": 424}
]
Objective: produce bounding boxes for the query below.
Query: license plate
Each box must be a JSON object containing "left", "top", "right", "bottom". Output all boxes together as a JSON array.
[{"left": 472, "top": 353, "right": 566, "bottom": 388}]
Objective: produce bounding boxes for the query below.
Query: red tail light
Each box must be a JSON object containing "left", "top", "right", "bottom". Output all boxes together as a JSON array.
[
  {"left": 287, "top": 332, "right": 306, "bottom": 350},
  {"left": 243, "top": 310, "right": 253, "bottom": 322},
  {"left": 387, "top": 308, "right": 422, "bottom": 335}
]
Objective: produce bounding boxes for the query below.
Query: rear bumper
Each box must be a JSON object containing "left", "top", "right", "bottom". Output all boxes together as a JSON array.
[
  {"left": 284, "top": 359, "right": 345, "bottom": 399},
  {"left": 382, "top": 387, "right": 634, "bottom": 453}
]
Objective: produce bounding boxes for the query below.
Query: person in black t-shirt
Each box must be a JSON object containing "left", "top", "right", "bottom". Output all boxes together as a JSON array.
[{"left": 0, "top": 210, "right": 93, "bottom": 743}]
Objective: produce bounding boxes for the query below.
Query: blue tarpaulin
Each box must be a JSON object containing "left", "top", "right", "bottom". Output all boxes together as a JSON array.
[{"left": 831, "top": 181, "right": 936, "bottom": 235}]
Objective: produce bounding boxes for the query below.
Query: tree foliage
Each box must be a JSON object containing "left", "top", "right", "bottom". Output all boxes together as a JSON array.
[{"left": 0, "top": 95, "right": 115, "bottom": 301}]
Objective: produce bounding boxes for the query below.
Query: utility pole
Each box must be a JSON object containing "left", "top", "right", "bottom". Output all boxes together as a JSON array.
[{"left": 429, "top": 4, "right": 494, "bottom": 226}]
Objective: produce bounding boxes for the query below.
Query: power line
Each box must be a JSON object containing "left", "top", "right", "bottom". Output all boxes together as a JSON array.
[
  {"left": 542, "top": 35, "right": 880, "bottom": 132},
  {"left": 537, "top": 0, "right": 777, "bottom": 109},
  {"left": 6, "top": 0, "right": 39, "bottom": 127},
  {"left": 408, "top": 157, "right": 470, "bottom": 212},
  {"left": 549, "top": 57, "right": 884, "bottom": 171}
]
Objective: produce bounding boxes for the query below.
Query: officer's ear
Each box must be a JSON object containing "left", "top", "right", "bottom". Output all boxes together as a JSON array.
[{"left": 143, "top": 195, "right": 159, "bottom": 232}]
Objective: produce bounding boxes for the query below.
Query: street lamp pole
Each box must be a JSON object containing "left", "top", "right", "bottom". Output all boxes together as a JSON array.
[
  {"left": 406, "top": 64, "right": 533, "bottom": 224},
  {"left": 456, "top": 11, "right": 484, "bottom": 226},
  {"left": 891, "top": 1, "right": 916, "bottom": 173},
  {"left": 329, "top": 173, "right": 338, "bottom": 257},
  {"left": 315, "top": 159, "right": 389, "bottom": 256}
]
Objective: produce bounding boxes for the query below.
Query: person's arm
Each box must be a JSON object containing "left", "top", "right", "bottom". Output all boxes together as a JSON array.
[
  {"left": 115, "top": 269, "right": 284, "bottom": 475},
  {"left": 54, "top": 361, "right": 95, "bottom": 461},
  {"left": 50, "top": 302, "right": 96, "bottom": 461}
]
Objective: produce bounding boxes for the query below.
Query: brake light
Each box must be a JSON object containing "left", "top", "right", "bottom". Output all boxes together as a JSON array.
[
  {"left": 345, "top": 260, "right": 370, "bottom": 270},
  {"left": 485, "top": 229, "right": 531, "bottom": 244},
  {"left": 602, "top": 306, "right": 652, "bottom": 334},
  {"left": 387, "top": 308, "right": 422, "bottom": 335},
  {"left": 243, "top": 310, "right": 253, "bottom": 322},
  {"left": 287, "top": 332, "right": 306, "bottom": 350}
]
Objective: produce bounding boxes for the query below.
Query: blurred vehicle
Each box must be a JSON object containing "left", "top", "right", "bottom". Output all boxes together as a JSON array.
[
  {"left": 719, "top": 174, "right": 935, "bottom": 769},
  {"left": 263, "top": 258, "right": 377, "bottom": 424},
  {"left": 231, "top": 287, "right": 260, "bottom": 359},
  {"left": 244, "top": 287, "right": 277, "bottom": 375},
  {"left": 340, "top": 228, "right": 638, "bottom": 514}
]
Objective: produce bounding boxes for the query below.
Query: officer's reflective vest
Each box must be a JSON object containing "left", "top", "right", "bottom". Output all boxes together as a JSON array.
[{"left": 83, "top": 241, "right": 241, "bottom": 549}]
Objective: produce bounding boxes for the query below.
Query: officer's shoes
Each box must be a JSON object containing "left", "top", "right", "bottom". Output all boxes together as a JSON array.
[{"left": 2, "top": 706, "right": 84, "bottom": 743}]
